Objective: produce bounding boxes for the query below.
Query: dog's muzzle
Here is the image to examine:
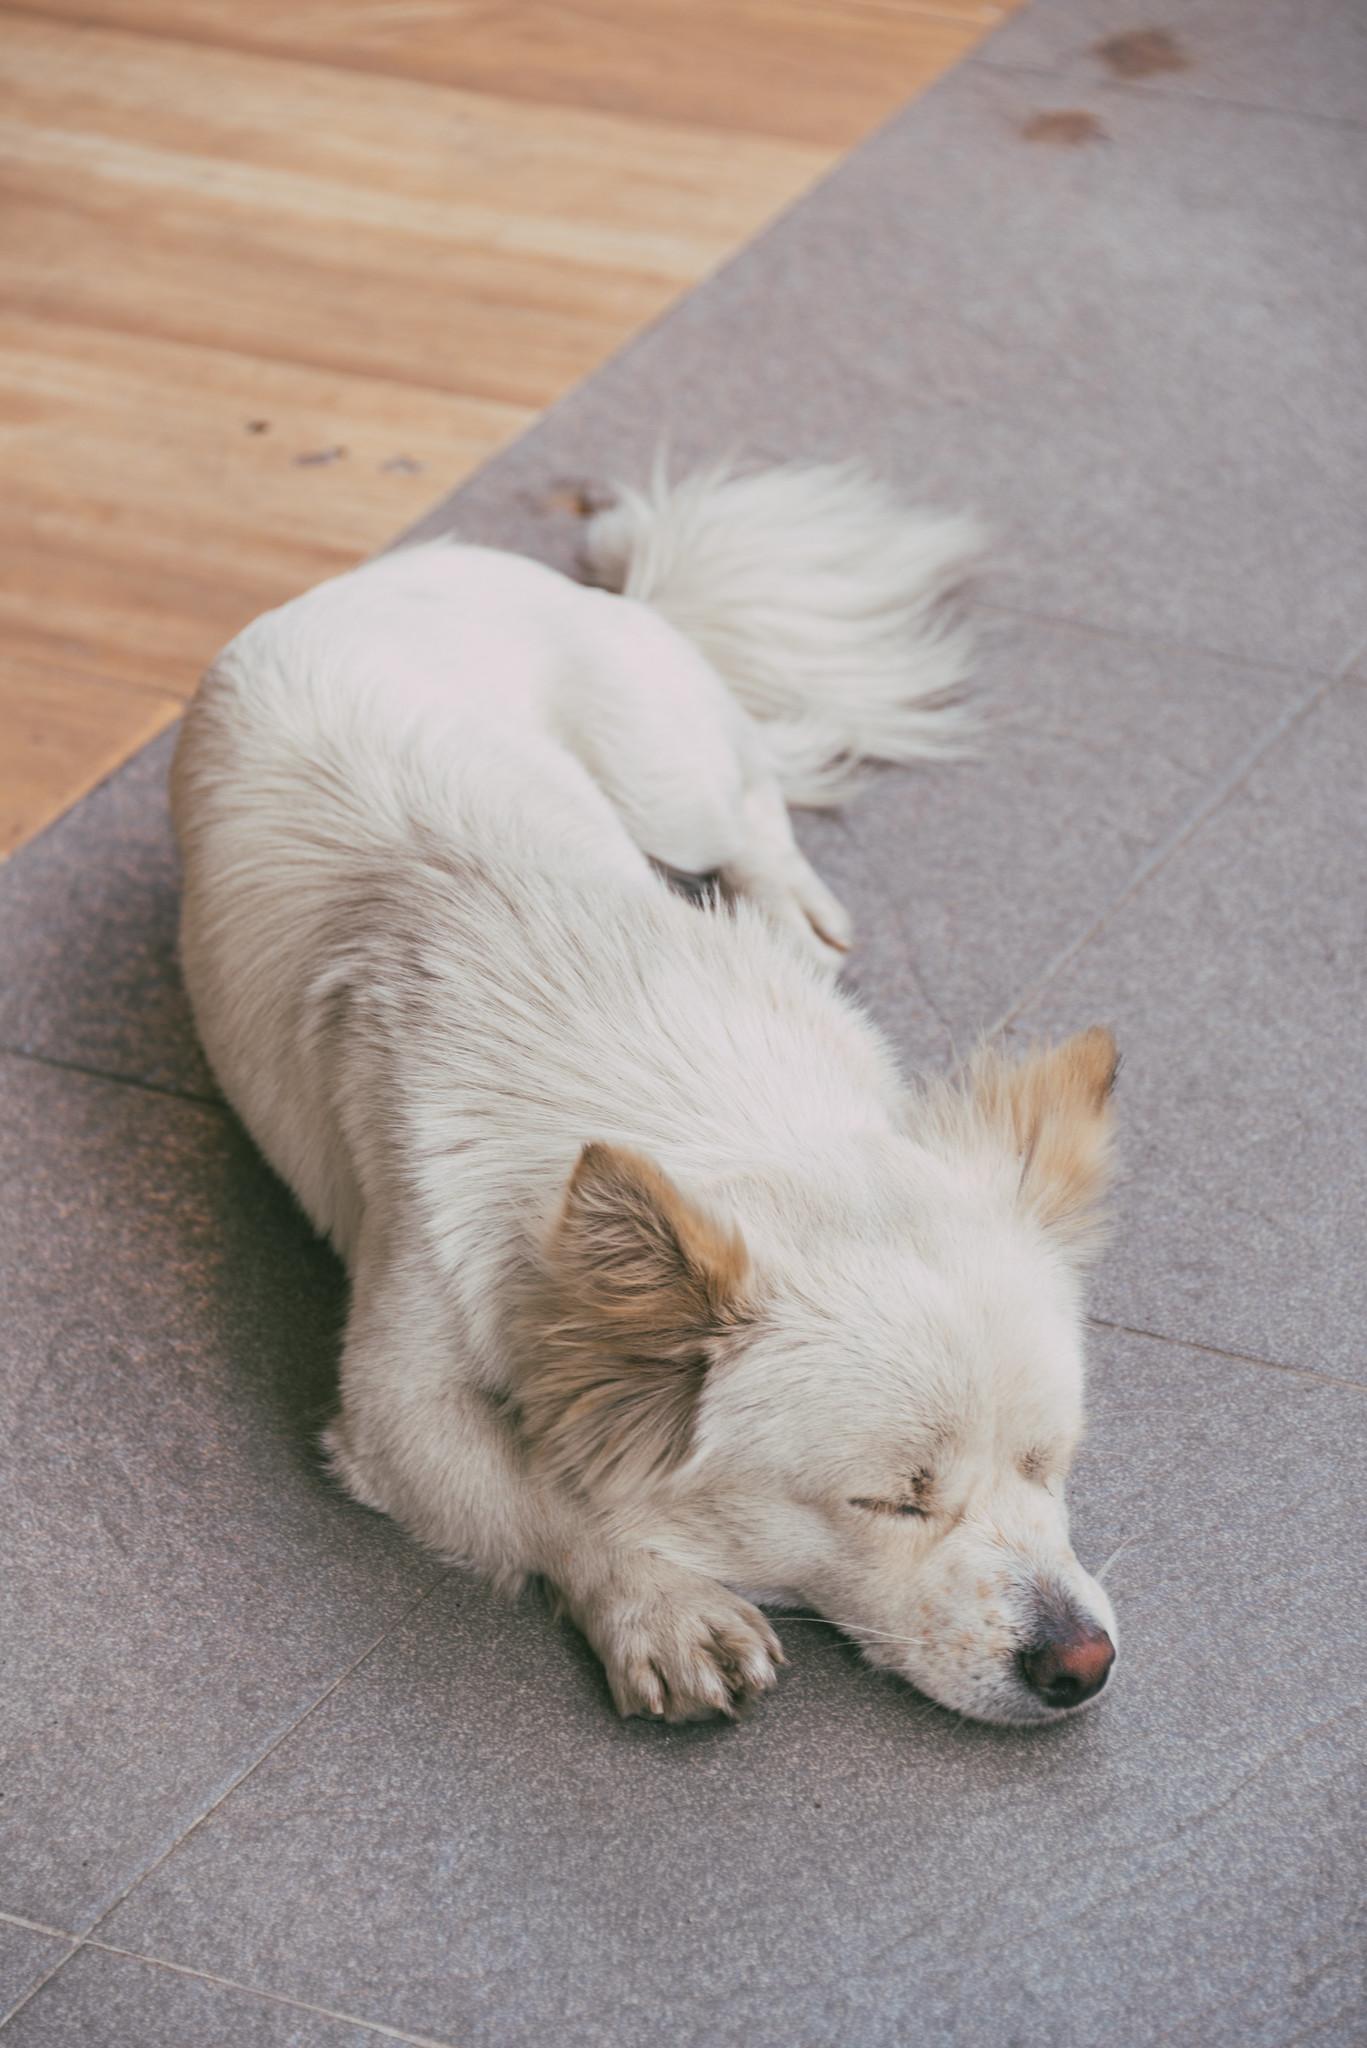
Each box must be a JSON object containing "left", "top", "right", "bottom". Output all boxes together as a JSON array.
[{"left": 1017, "top": 1616, "right": 1115, "bottom": 1710}]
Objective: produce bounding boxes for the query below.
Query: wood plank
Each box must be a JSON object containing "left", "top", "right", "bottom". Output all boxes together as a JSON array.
[
  {"left": 0, "top": 0, "right": 1020, "bottom": 856},
  {"left": 0, "top": 16, "right": 834, "bottom": 271},
  {"left": 0, "top": 18, "right": 832, "bottom": 404},
  {"left": 0, "top": 313, "right": 533, "bottom": 695},
  {"left": 12, "top": 1, "right": 1013, "bottom": 146},
  {"left": 0, "top": 656, "right": 180, "bottom": 855}
]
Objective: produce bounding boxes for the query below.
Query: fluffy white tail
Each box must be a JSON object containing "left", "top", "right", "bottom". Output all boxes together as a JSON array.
[{"left": 582, "top": 459, "right": 983, "bottom": 806}]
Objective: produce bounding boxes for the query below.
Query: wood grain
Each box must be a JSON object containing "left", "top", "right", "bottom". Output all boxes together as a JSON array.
[
  {"left": 0, "top": 310, "right": 532, "bottom": 693},
  {"left": 0, "top": 655, "right": 180, "bottom": 856},
  {"left": 13, "top": 1, "right": 1013, "bottom": 145},
  {"left": 0, "top": 0, "right": 1019, "bottom": 855}
]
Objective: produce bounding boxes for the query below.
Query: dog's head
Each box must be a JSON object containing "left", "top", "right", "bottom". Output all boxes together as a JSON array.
[{"left": 520, "top": 1028, "right": 1120, "bottom": 1725}]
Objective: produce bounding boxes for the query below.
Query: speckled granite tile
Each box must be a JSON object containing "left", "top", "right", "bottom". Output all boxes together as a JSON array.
[
  {"left": 97, "top": 1330, "right": 1367, "bottom": 2048},
  {"left": 980, "top": 0, "right": 1367, "bottom": 129},
  {"left": 405, "top": 68, "right": 1367, "bottom": 675},
  {"left": 0, "top": 1056, "right": 440, "bottom": 1930},
  {"left": 2, "top": 1946, "right": 420, "bottom": 2046},
  {"left": 0, "top": 1949, "right": 430, "bottom": 2048},
  {"left": 4, "top": 7, "right": 1362, "bottom": 2036},
  {"left": 0, "top": 620, "right": 1312, "bottom": 1096},
  {"left": 0, "top": 1924, "right": 71, "bottom": 2029},
  {"left": 1008, "top": 681, "right": 1367, "bottom": 1380},
  {"left": 794, "top": 613, "right": 1305, "bottom": 1068},
  {"left": 0, "top": 728, "right": 211, "bottom": 1099}
]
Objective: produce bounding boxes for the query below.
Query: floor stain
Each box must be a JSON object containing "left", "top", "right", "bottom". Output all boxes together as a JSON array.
[
  {"left": 1094, "top": 27, "right": 1190, "bottom": 78},
  {"left": 294, "top": 445, "right": 348, "bottom": 467},
  {"left": 541, "top": 477, "right": 614, "bottom": 517},
  {"left": 1021, "top": 109, "right": 1109, "bottom": 146}
]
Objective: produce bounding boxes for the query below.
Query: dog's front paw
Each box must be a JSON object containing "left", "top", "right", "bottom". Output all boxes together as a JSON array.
[{"left": 577, "top": 1563, "right": 785, "bottom": 1723}]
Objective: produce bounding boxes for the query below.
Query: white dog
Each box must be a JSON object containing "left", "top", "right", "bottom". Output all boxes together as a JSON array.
[{"left": 171, "top": 461, "right": 1119, "bottom": 1726}]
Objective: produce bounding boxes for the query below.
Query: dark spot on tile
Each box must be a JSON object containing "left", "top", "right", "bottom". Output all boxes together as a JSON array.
[
  {"left": 244, "top": 418, "right": 270, "bottom": 434},
  {"left": 1094, "top": 28, "right": 1190, "bottom": 79},
  {"left": 294, "top": 445, "right": 348, "bottom": 467},
  {"left": 1021, "top": 109, "right": 1109, "bottom": 146},
  {"left": 381, "top": 454, "right": 424, "bottom": 474},
  {"left": 542, "top": 476, "right": 614, "bottom": 517}
]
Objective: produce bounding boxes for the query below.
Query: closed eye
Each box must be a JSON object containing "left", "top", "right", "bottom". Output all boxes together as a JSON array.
[{"left": 849, "top": 1496, "right": 930, "bottom": 1520}]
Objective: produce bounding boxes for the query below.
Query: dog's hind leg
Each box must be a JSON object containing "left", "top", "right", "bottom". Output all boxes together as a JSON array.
[
  {"left": 717, "top": 769, "right": 852, "bottom": 970},
  {"left": 563, "top": 590, "right": 852, "bottom": 971},
  {"left": 583, "top": 458, "right": 981, "bottom": 807}
]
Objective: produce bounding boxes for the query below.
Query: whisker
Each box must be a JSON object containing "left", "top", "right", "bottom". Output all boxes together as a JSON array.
[
  {"left": 775, "top": 1612, "right": 932, "bottom": 1650},
  {"left": 1095, "top": 1534, "right": 1144, "bottom": 1585},
  {"left": 840, "top": 1625, "right": 933, "bottom": 1648}
]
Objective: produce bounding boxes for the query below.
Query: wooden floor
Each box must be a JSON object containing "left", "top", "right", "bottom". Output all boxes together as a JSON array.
[{"left": 0, "top": 0, "right": 1018, "bottom": 857}]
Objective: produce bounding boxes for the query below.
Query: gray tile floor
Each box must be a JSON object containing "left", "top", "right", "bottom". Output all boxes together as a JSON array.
[{"left": 2, "top": 3, "right": 1364, "bottom": 2041}]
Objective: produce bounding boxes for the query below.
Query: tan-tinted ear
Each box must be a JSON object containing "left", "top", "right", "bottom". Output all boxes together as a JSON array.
[
  {"left": 518, "top": 1144, "right": 751, "bottom": 1499},
  {"left": 970, "top": 1027, "right": 1119, "bottom": 1256}
]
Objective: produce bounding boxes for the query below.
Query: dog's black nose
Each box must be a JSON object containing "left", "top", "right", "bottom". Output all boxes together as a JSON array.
[{"left": 1018, "top": 1623, "right": 1115, "bottom": 1709}]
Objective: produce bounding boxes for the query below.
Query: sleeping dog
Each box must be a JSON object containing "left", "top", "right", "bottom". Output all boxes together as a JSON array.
[{"left": 171, "top": 461, "right": 1118, "bottom": 1725}]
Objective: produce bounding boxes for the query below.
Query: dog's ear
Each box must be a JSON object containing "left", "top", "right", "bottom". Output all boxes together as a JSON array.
[
  {"left": 518, "top": 1143, "right": 752, "bottom": 1499},
  {"left": 970, "top": 1027, "right": 1119, "bottom": 1258}
]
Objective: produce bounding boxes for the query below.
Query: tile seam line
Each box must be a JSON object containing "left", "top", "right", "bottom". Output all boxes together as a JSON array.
[
  {"left": 984, "top": 670, "right": 1339, "bottom": 1040},
  {"left": 0, "top": 603, "right": 1350, "bottom": 903},
  {"left": 1089, "top": 1317, "right": 1367, "bottom": 1393},
  {"left": 67, "top": 1570, "right": 452, "bottom": 1953},
  {"left": 973, "top": 55, "right": 1367, "bottom": 134},
  {"left": 0, "top": 1941, "right": 80, "bottom": 2035},
  {"left": 73, "top": 1941, "right": 465, "bottom": 2048},
  {"left": 0, "top": 1935, "right": 459, "bottom": 2048},
  {"left": 0, "top": 1914, "right": 73, "bottom": 1943},
  {"left": 2, "top": 671, "right": 1356, "bottom": 1118},
  {"left": 0, "top": 608, "right": 1336, "bottom": 1124},
  {"left": 0, "top": 1042, "right": 226, "bottom": 1111}
]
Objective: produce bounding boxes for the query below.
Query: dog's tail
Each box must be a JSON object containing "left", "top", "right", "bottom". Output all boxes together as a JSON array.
[{"left": 581, "top": 457, "right": 983, "bottom": 806}]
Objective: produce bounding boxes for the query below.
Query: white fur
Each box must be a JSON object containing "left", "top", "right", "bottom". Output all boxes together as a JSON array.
[
  {"left": 583, "top": 457, "right": 982, "bottom": 803},
  {"left": 172, "top": 461, "right": 1116, "bottom": 1727}
]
